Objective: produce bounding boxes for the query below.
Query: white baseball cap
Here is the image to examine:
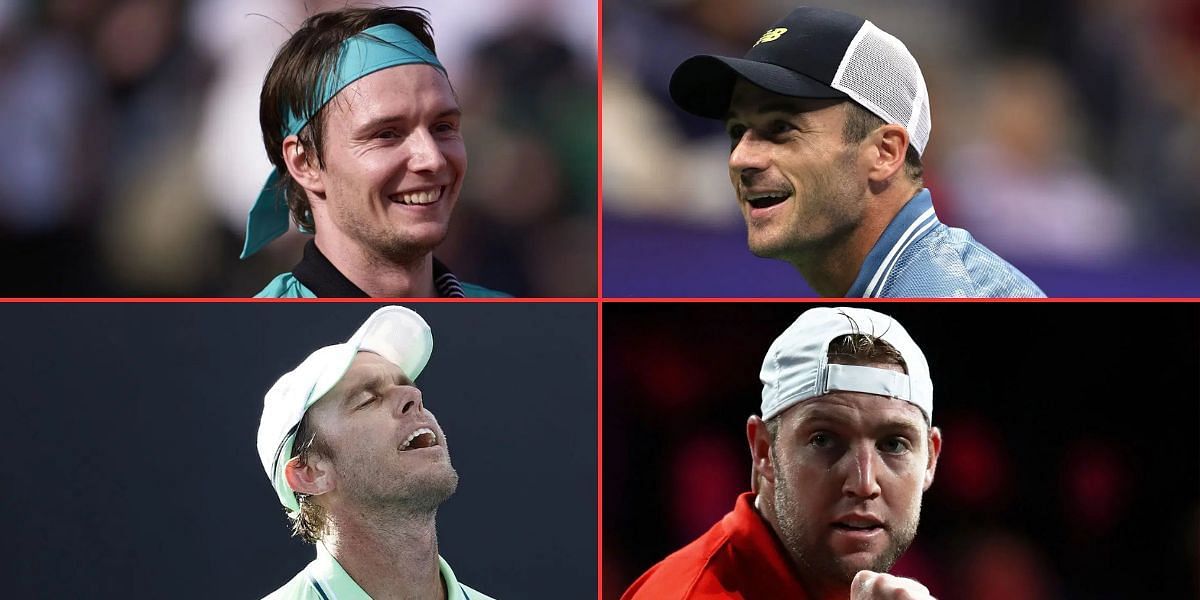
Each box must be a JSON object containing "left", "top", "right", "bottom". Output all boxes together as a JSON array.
[
  {"left": 760, "top": 307, "right": 932, "bottom": 423},
  {"left": 256, "top": 306, "right": 433, "bottom": 513}
]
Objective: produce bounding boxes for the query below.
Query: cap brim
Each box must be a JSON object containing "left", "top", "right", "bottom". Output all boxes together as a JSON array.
[{"left": 669, "top": 55, "right": 847, "bottom": 119}]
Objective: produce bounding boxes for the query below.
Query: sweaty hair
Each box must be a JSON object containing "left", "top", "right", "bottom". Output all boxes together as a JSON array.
[
  {"left": 259, "top": 7, "right": 438, "bottom": 232},
  {"left": 765, "top": 333, "right": 908, "bottom": 441},
  {"left": 287, "top": 411, "right": 335, "bottom": 543},
  {"left": 841, "top": 101, "right": 924, "bottom": 186}
]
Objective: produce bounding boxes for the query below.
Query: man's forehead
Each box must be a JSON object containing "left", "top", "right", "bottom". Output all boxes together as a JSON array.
[
  {"left": 327, "top": 64, "right": 459, "bottom": 125},
  {"left": 726, "top": 79, "right": 843, "bottom": 119},
  {"left": 787, "top": 392, "right": 927, "bottom": 428},
  {"left": 344, "top": 351, "right": 411, "bottom": 382}
]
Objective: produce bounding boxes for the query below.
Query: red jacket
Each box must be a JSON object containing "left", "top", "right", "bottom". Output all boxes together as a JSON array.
[{"left": 622, "top": 493, "right": 812, "bottom": 600}]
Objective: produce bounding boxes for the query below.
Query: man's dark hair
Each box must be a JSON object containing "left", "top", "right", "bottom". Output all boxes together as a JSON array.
[
  {"left": 259, "top": 7, "right": 438, "bottom": 232},
  {"left": 287, "top": 411, "right": 335, "bottom": 543},
  {"left": 842, "top": 102, "right": 924, "bottom": 185}
]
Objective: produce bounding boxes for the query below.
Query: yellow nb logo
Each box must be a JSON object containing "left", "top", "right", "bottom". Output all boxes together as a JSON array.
[{"left": 754, "top": 28, "right": 788, "bottom": 46}]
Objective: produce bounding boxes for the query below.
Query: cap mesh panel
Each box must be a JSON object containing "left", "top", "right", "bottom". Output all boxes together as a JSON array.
[{"left": 832, "top": 22, "right": 931, "bottom": 155}]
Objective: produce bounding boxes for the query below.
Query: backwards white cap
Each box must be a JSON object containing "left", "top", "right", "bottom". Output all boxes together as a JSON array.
[
  {"left": 255, "top": 306, "right": 433, "bottom": 514},
  {"left": 760, "top": 307, "right": 932, "bottom": 423}
]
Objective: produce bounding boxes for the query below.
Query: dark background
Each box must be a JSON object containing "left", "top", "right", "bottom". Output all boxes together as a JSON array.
[
  {"left": 604, "top": 302, "right": 1200, "bottom": 600},
  {"left": 1, "top": 302, "right": 596, "bottom": 598}
]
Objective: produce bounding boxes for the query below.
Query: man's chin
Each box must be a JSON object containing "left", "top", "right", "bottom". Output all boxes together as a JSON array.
[{"left": 811, "top": 552, "right": 889, "bottom": 586}]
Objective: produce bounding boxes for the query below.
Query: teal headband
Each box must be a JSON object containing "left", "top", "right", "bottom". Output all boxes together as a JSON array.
[{"left": 241, "top": 23, "right": 446, "bottom": 259}]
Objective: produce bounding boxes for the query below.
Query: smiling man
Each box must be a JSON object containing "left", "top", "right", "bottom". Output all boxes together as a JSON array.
[
  {"left": 669, "top": 6, "right": 1044, "bottom": 298},
  {"left": 256, "top": 306, "right": 494, "bottom": 599},
  {"left": 622, "top": 307, "right": 942, "bottom": 600},
  {"left": 242, "top": 8, "right": 507, "bottom": 297}
]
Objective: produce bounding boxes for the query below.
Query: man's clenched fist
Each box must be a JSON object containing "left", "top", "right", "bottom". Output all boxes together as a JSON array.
[{"left": 850, "top": 571, "right": 936, "bottom": 600}]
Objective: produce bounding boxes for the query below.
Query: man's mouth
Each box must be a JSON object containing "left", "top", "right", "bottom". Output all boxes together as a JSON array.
[
  {"left": 389, "top": 187, "right": 443, "bottom": 206},
  {"left": 399, "top": 427, "right": 439, "bottom": 451},
  {"left": 832, "top": 523, "right": 884, "bottom": 532},
  {"left": 744, "top": 190, "right": 790, "bottom": 210},
  {"left": 832, "top": 514, "right": 885, "bottom": 532}
]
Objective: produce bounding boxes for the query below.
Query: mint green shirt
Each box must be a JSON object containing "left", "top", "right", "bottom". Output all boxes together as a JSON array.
[{"left": 263, "top": 543, "right": 494, "bottom": 600}]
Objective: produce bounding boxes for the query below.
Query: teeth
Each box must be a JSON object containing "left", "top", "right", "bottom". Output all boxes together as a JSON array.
[
  {"left": 746, "top": 192, "right": 789, "bottom": 201},
  {"left": 395, "top": 189, "right": 439, "bottom": 205},
  {"left": 400, "top": 427, "right": 435, "bottom": 450}
]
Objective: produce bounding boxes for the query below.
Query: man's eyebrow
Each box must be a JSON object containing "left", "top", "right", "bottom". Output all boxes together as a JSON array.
[
  {"left": 797, "top": 410, "right": 924, "bottom": 434},
  {"left": 797, "top": 409, "right": 852, "bottom": 425},
  {"left": 875, "top": 418, "right": 924, "bottom": 437},
  {"left": 354, "top": 107, "right": 462, "bottom": 135}
]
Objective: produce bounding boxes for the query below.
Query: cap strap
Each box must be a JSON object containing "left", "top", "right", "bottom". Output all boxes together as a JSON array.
[
  {"left": 241, "top": 23, "right": 445, "bottom": 258},
  {"left": 822, "top": 363, "right": 911, "bottom": 401}
]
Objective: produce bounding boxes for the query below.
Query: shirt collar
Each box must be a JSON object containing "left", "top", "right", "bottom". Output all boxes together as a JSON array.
[
  {"left": 725, "top": 493, "right": 811, "bottom": 598},
  {"left": 845, "top": 189, "right": 940, "bottom": 298},
  {"left": 308, "top": 542, "right": 472, "bottom": 600},
  {"left": 291, "top": 240, "right": 466, "bottom": 298}
]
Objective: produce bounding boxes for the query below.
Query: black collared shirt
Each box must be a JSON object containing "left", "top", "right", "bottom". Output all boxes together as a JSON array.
[{"left": 290, "top": 240, "right": 466, "bottom": 298}]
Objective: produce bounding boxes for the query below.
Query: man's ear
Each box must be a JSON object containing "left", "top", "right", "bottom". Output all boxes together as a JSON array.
[
  {"left": 284, "top": 453, "right": 336, "bottom": 497},
  {"left": 747, "top": 415, "right": 776, "bottom": 493},
  {"left": 923, "top": 426, "right": 942, "bottom": 491},
  {"left": 865, "top": 123, "right": 910, "bottom": 184},
  {"left": 282, "top": 135, "right": 326, "bottom": 196}
]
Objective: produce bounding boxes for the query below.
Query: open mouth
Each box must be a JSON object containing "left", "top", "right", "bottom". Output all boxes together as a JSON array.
[
  {"left": 389, "top": 187, "right": 443, "bottom": 206},
  {"left": 399, "top": 427, "right": 438, "bottom": 451},
  {"left": 832, "top": 523, "right": 883, "bottom": 532},
  {"left": 745, "top": 191, "right": 790, "bottom": 210}
]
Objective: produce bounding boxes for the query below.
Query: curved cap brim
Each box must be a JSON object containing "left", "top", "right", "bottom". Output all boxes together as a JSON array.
[{"left": 669, "top": 55, "right": 847, "bottom": 119}]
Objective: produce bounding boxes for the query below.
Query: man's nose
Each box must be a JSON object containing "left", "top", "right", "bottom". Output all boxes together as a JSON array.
[
  {"left": 842, "top": 443, "right": 882, "bottom": 499},
  {"left": 390, "top": 386, "right": 424, "bottom": 417},
  {"left": 729, "top": 131, "right": 770, "bottom": 178},
  {"left": 407, "top": 128, "right": 448, "bottom": 173}
]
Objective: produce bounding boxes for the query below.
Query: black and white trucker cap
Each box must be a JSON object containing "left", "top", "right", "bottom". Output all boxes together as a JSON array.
[{"left": 669, "top": 6, "right": 932, "bottom": 156}]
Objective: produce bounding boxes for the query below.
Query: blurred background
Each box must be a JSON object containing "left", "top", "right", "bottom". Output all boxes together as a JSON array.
[
  {"left": 1, "top": 302, "right": 596, "bottom": 597},
  {"left": 604, "top": 302, "right": 1200, "bottom": 599},
  {"left": 0, "top": 0, "right": 597, "bottom": 297},
  {"left": 603, "top": 0, "right": 1200, "bottom": 297}
]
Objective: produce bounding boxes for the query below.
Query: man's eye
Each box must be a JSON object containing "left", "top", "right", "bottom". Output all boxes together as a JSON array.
[
  {"left": 727, "top": 124, "right": 747, "bottom": 141},
  {"left": 809, "top": 433, "right": 834, "bottom": 449},
  {"left": 376, "top": 129, "right": 399, "bottom": 139},
  {"left": 433, "top": 121, "right": 458, "bottom": 134},
  {"left": 766, "top": 120, "right": 794, "bottom": 136},
  {"left": 879, "top": 437, "right": 910, "bottom": 454},
  {"left": 358, "top": 395, "right": 378, "bottom": 409}
]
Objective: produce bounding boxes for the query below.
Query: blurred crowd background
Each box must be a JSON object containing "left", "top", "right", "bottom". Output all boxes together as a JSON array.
[
  {"left": 0, "top": 0, "right": 596, "bottom": 296},
  {"left": 604, "top": 303, "right": 1200, "bottom": 599},
  {"left": 603, "top": 0, "right": 1200, "bottom": 297}
]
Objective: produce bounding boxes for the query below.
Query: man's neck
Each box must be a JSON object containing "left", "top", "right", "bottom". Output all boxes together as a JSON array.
[
  {"left": 791, "top": 185, "right": 917, "bottom": 297},
  {"left": 314, "top": 233, "right": 436, "bottom": 297},
  {"left": 754, "top": 495, "right": 850, "bottom": 600},
  {"left": 323, "top": 509, "right": 445, "bottom": 600}
]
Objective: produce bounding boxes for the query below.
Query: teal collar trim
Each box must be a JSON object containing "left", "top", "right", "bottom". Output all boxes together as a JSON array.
[{"left": 241, "top": 23, "right": 445, "bottom": 259}]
